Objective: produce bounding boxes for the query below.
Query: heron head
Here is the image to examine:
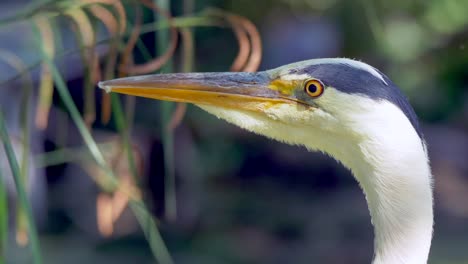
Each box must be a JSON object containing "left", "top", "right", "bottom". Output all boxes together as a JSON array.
[
  {"left": 99, "top": 58, "right": 433, "bottom": 264},
  {"left": 99, "top": 58, "right": 423, "bottom": 156}
]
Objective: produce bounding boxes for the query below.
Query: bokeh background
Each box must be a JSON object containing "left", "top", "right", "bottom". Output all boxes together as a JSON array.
[{"left": 1, "top": 0, "right": 468, "bottom": 263}]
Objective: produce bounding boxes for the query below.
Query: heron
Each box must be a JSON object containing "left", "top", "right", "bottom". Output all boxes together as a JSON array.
[{"left": 99, "top": 58, "right": 433, "bottom": 264}]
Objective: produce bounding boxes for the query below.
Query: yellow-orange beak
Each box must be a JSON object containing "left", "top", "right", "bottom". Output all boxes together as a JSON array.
[{"left": 98, "top": 72, "right": 297, "bottom": 112}]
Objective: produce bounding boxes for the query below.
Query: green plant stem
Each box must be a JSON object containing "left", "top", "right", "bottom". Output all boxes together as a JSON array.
[
  {"left": 130, "top": 201, "right": 174, "bottom": 264},
  {"left": 35, "top": 148, "right": 89, "bottom": 168},
  {"left": 17, "top": 46, "right": 34, "bottom": 253},
  {"left": 35, "top": 144, "right": 112, "bottom": 168},
  {"left": 155, "top": 0, "right": 177, "bottom": 221},
  {"left": 182, "top": 0, "right": 195, "bottom": 72},
  {"left": 110, "top": 94, "right": 139, "bottom": 184},
  {"left": 0, "top": 111, "right": 42, "bottom": 264},
  {"left": 0, "top": 165, "right": 7, "bottom": 264},
  {"left": 136, "top": 39, "right": 153, "bottom": 62}
]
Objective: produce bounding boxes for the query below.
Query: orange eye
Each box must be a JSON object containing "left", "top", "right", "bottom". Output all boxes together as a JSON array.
[{"left": 304, "top": 79, "right": 324, "bottom": 98}]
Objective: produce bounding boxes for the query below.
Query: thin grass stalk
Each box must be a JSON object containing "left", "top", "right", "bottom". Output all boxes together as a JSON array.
[
  {"left": 36, "top": 147, "right": 90, "bottom": 168},
  {"left": 124, "top": 96, "right": 136, "bottom": 129},
  {"left": 129, "top": 201, "right": 174, "bottom": 264},
  {"left": 164, "top": 0, "right": 194, "bottom": 131},
  {"left": 35, "top": 17, "right": 55, "bottom": 130},
  {"left": 35, "top": 143, "right": 114, "bottom": 168},
  {"left": 19, "top": 57, "right": 33, "bottom": 194},
  {"left": 136, "top": 39, "right": 153, "bottom": 63},
  {"left": 111, "top": 13, "right": 173, "bottom": 259},
  {"left": 110, "top": 94, "right": 138, "bottom": 185},
  {"left": 181, "top": 0, "right": 195, "bottom": 73},
  {"left": 17, "top": 56, "right": 34, "bottom": 248},
  {"left": 113, "top": 2, "right": 141, "bottom": 185},
  {"left": 0, "top": 111, "right": 42, "bottom": 264},
  {"left": 154, "top": 0, "right": 177, "bottom": 222},
  {"left": 0, "top": 166, "right": 7, "bottom": 264},
  {"left": 180, "top": 29, "right": 194, "bottom": 72}
]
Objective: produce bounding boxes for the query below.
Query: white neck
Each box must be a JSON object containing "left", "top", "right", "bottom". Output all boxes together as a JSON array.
[
  {"left": 198, "top": 98, "right": 434, "bottom": 264},
  {"left": 345, "top": 141, "right": 433, "bottom": 264},
  {"left": 315, "top": 99, "right": 434, "bottom": 264}
]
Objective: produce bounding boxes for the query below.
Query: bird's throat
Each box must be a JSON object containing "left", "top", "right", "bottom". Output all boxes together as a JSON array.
[
  {"left": 197, "top": 101, "right": 434, "bottom": 264},
  {"left": 351, "top": 145, "right": 433, "bottom": 264},
  {"left": 332, "top": 115, "right": 434, "bottom": 263}
]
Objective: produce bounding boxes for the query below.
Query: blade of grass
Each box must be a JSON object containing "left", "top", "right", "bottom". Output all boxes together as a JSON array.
[
  {"left": 116, "top": 3, "right": 141, "bottom": 133},
  {"left": 17, "top": 60, "right": 33, "bottom": 248},
  {"left": 18, "top": 62, "right": 33, "bottom": 247},
  {"left": 36, "top": 148, "right": 88, "bottom": 168},
  {"left": 0, "top": 166, "right": 7, "bottom": 264},
  {"left": 35, "top": 17, "right": 55, "bottom": 130},
  {"left": 154, "top": 0, "right": 177, "bottom": 222},
  {"left": 181, "top": 0, "right": 195, "bottom": 73},
  {"left": 19, "top": 53, "right": 33, "bottom": 248},
  {"left": 129, "top": 200, "right": 174, "bottom": 264},
  {"left": 110, "top": 94, "right": 138, "bottom": 185},
  {"left": 0, "top": 111, "right": 42, "bottom": 264},
  {"left": 110, "top": 4, "right": 175, "bottom": 260},
  {"left": 136, "top": 39, "right": 153, "bottom": 64},
  {"left": 35, "top": 143, "right": 115, "bottom": 168},
  {"left": 166, "top": 0, "right": 194, "bottom": 131}
]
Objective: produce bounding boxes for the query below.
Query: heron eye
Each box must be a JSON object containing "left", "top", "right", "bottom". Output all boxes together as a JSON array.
[{"left": 304, "top": 79, "right": 324, "bottom": 98}]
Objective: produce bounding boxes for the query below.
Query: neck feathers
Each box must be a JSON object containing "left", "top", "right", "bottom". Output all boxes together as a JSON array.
[
  {"left": 332, "top": 100, "right": 433, "bottom": 264},
  {"left": 355, "top": 139, "right": 433, "bottom": 264},
  {"left": 197, "top": 97, "right": 434, "bottom": 264}
]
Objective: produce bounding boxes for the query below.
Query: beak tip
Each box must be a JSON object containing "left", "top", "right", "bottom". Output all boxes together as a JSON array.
[{"left": 98, "top": 81, "right": 112, "bottom": 93}]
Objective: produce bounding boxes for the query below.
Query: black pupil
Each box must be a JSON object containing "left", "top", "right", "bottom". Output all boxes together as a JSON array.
[{"left": 307, "top": 83, "right": 318, "bottom": 94}]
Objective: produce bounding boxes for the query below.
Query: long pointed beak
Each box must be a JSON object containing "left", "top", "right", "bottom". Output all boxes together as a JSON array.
[{"left": 98, "top": 72, "right": 295, "bottom": 112}]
